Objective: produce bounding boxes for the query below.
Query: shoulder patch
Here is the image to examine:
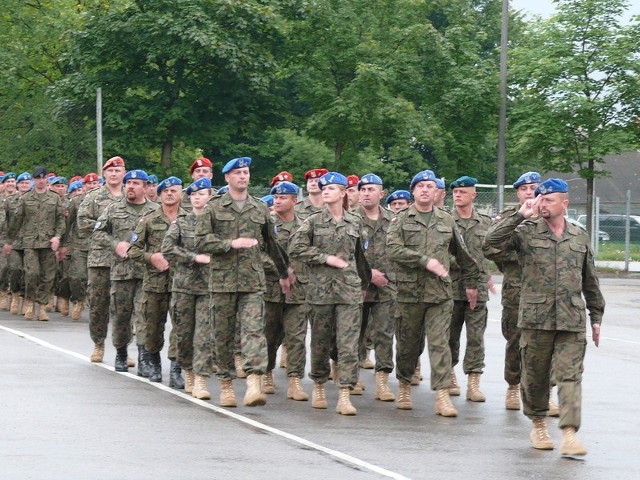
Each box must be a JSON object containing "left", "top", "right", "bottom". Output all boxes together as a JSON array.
[
  {"left": 94, "top": 221, "right": 101, "bottom": 230},
  {"left": 130, "top": 233, "right": 138, "bottom": 242}
]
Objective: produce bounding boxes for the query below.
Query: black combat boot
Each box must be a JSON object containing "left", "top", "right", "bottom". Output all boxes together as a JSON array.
[
  {"left": 115, "top": 347, "right": 128, "bottom": 372},
  {"left": 137, "top": 345, "right": 150, "bottom": 378},
  {"left": 148, "top": 352, "right": 162, "bottom": 383},
  {"left": 169, "top": 360, "right": 185, "bottom": 389}
]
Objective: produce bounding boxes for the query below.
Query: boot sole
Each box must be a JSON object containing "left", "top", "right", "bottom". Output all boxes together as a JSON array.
[{"left": 244, "top": 398, "right": 267, "bottom": 407}]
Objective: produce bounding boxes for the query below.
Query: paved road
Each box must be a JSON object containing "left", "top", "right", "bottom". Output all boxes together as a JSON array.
[{"left": 1, "top": 278, "right": 639, "bottom": 479}]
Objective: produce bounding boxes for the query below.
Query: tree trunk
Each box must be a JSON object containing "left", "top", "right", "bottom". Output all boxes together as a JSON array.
[
  {"left": 334, "top": 141, "right": 344, "bottom": 171},
  {"left": 161, "top": 139, "right": 173, "bottom": 172}
]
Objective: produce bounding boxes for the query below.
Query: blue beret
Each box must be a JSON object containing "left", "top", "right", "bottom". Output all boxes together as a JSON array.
[
  {"left": 51, "top": 176, "right": 68, "bottom": 185},
  {"left": 123, "top": 169, "right": 149, "bottom": 183},
  {"left": 357, "top": 173, "right": 383, "bottom": 189},
  {"left": 221, "top": 157, "right": 252, "bottom": 174},
  {"left": 185, "top": 177, "right": 211, "bottom": 196},
  {"left": 270, "top": 181, "right": 299, "bottom": 196},
  {"left": 1, "top": 172, "right": 16, "bottom": 183},
  {"left": 410, "top": 170, "right": 437, "bottom": 190},
  {"left": 385, "top": 190, "right": 411, "bottom": 204},
  {"left": 67, "top": 180, "right": 84, "bottom": 194},
  {"left": 513, "top": 171, "right": 541, "bottom": 189},
  {"left": 318, "top": 171, "right": 348, "bottom": 189},
  {"left": 535, "top": 178, "right": 568, "bottom": 196},
  {"left": 147, "top": 174, "right": 158, "bottom": 184},
  {"left": 435, "top": 178, "right": 445, "bottom": 190},
  {"left": 17, "top": 172, "right": 33, "bottom": 182},
  {"left": 157, "top": 176, "right": 183, "bottom": 194},
  {"left": 47, "top": 175, "right": 57, "bottom": 184},
  {"left": 449, "top": 175, "right": 478, "bottom": 189},
  {"left": 99, "top": 176, "right": 105, "bottom": 185},
  {"left": 217, "top": 185, "right": 229, "bottom": 195},
  {"left": 260, "top": 194, "right": 274, "bottom": 207}
]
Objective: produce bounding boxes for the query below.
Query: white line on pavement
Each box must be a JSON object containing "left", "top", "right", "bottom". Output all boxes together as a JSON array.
[{"left": 0, "top": 324, "right": 411, "bottom": 480}]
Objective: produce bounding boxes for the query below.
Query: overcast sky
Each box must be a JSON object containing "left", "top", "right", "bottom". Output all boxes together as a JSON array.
[{"left": 512, "top": 0, "right": 640, "bottom": 21}]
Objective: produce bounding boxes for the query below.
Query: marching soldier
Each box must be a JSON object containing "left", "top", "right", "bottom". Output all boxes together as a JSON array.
[{"left": 294, "top": 168, "right": 328, "bottom": 220}]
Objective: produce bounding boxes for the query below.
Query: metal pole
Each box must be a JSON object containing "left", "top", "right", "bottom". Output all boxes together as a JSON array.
[
  {"left": 497, "top": 0, "right": 509, "bottom": 212},
  {"left": 96, "top": 87, "right": 103, "bottom": 172},
  {"left": 625, "top": 189, "right": 631, "bottom": 272}
]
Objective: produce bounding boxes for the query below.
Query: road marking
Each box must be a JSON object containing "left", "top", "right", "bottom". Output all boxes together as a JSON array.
[{"left": 0, "top": 324, "right": 411, "bottom": 480}]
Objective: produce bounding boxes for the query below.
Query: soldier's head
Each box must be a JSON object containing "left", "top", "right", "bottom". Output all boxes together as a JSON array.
[
  {"left": 318, "top": 172, "right": 347, "bottom": 207},
  {"left": 50, "top": 177, "right": 68, "bottom": 198},
  {"left": 345, "top": 175, "right": 360, "bottom": 209},
  {"left": 103, "top": 156, "right": 126, "bottom": 188},
  {"left": 83, "top": 173, "right": 100, "bottom": 192},
  {"left": 158, "top": 176, "right": 183, "bottom": 207},
  {"left": 410, "top": 170, "right": 437, "bottom": 210},
  {"left": 33, "top": 166, "right": 49, "bottom": 193},
  {"left": 222, "top": 157, "right": 251, "bottom": 193},
  {"left": 305, "top": 168, "right": 329, "bottom": 195},
  {"left": 535, "top": 178, "right": 569, "bottom": 220},
  {"left": 190, "top": 157, "right": 213, "bottom": 181},
  {"left": 450, "top": 176, "right": 478, "bottom": 209},
  {"left": 185, "top": 177, "right": 212, "bottom": 212},
  {"left": 434, "top": 178, "right": 446, "bottom": 208},
  {"left": 513, "top": 171, "right": 541, "bottom": 205},
  {"left": 270, "top": 181, "right": 299, "bottom": 217},
  {"left": 68, "top": 181, "right": 84, "bottom": 197},
  {"left": 17, "top": 172, "right": 33, "bottom": 193},
  {"left": 386, "top": 190, "right": 411, "bottom": 212},
  {"left": 123, "top": 170, "right": 149, "bottom": 204},
  {"left": 1, "top": 173, "right": 17, "bottom": 195},
  {"left": 358, "top": 174, "right": 384, "bottom": 211},
  {"left": 146, "top": 174, "right": 158, "bottom": 202},
  {"left": 270, "top": 171, "right": 293, "bottom": 188}
]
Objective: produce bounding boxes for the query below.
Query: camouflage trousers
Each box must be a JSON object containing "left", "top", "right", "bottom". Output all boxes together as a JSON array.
[
  {"left": 264, "top": 301, "right": 308, "bottom": 378},
  {"left": 23, "top": 248, "right": 56, "bottom": 305},
  {"left": 501, "top": 302, "right": 521, "bottom": 386},
  {"left": 358, "top": 300, "right": 396, "bottom": 373},
  {"left": 211, "top": 292, "right": 267, "bottom": 380},
  {"left": 0, "top": 253, "right": 8, "bottom": 291},
  {"left": 68, "top": 249, "right": 88, "bottom": 302},
  {"left": 396, "top": 300, "right": 454, "bottom": 390},
  {"left": 170, "top": 293, "right": 215, "bottom": 375},
  {"left": 449, "top": 300, "right": 487, "bottom": 374},
  {"left": 88, "top": 267, "right": 111, "bottom": 345},
  {"left": 7, "top": 249, "right": 24, "bottom": 294},
  {"left": 142, "top": 291, "right": 177, "bottom": 358},
  {"left": 110, "top": 279, "right": 142, "bottom": 349},
  {"left": 520, "top": 329, "right": 586, "bottom": 430},
  {"left": 55, "top": 257, "right": 70, "bottom": 300},
  {"left": 308, "top": 303, "right": 361, "bottom": 388}
]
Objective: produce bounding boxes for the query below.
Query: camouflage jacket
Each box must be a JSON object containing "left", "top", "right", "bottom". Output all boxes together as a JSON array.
[
  {"left": 161, "top": 212, "right": 209, "bottom": 296},
  {"left": 289, "top": 208, "right": 371, "bottom": 305},
  {"left": 129, "top": 206, "right": 188, "bottom": 293},
  {"left": 1, "top": 193, "right": 22, "bottom": 247},
  {"left": 386, "top": 205, "right": 480, "bottom": 304},
  {"left": 77, "top": 186, "right": 124, "bottom": 268},
  {"left": 7, "top": 190, "right": 65, "bottom": 249},
  {"left": 354, "top": 205, "right": 397, "bottom": 303},
  {"left": 483, "top": 212, "right": 605, "bottom": 330},
  {"left": 294, "top": 196, "right": 323, "bottom": 220},
  {"left": 62, "top": 194, "right": 89, "bottom": 251},
  {"left": 92, "top": 198, "right": 159, "bottom": 281},
  {"left": 450, "top": 208, "right": 492, "bottom": 302},
  {"left": 195, "top": 193, "right": 288, "bottom": 293},
  {"left": 263, "top": 213, "right": 307, "bottom": 305}
]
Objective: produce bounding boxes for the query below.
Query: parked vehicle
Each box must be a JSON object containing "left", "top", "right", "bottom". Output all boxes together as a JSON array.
[
  {"left": 577, "top": 214, "right": 640, "bottom": 242},
  {"left": 567, "top": 218, "right": 610, "bottom": 242}
]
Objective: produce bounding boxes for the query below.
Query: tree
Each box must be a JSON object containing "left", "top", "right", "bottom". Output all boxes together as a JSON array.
[{"left": 509, "top": 0, "right": 640, "bottom": 234}]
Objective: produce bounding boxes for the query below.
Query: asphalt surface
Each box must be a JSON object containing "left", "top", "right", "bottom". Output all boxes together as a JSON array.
[{"left": 1, "top": 278, "right": 639, "bottom": 480}]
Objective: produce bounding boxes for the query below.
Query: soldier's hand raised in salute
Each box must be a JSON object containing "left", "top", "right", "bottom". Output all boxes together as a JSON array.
[{"left": 518, "top": 195, "right": 541, "bottom": 218}]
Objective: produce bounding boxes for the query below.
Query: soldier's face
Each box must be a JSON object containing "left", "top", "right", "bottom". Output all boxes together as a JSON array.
[
  {"left": 225, "top": 168, "right": 250, "bottom": 192},
  {"left": 359, "top": 185, "right": 384, "bottom": 209},
  {"left": 84, "top": 180, "right": 100, "bottom": 192},
  {"left": 34, "top": 177, "right": 48, "bottom": 192},
  {"left": 412, "top": 181, "right": 436, "bottom": 208},
  {"left": 52, "top": 183, "right": 67, "bottom": 197},
  {"left": 346, "top": 186, "right": 360, "bottom": 208},
  {"left": 146, "top": 184, "right": 158, "bottom": 201},
  {"left": 160, "top": 185, "right": 182, "bottom": 206},
  {"left": 4, "top": 179, "right": 16, "bottom": 194},
  {"left": 517, "top": 183, "right": 538, "bottom": 205},
  {"left": 189, "top": 188, "right": 211, "bottom": 210},
  {"left": 306, "top": 177, "right": 320, "bottom": 194},
  {"left": 388, "top": 199, "right": 409, "bottom": 212},
  {"left": 17, "top": 180, "right": 31, "bottom": 193},
  {"left": 273, "top": 194, "right": 296, "bottom": 215},
  {"left": 321, "top": 184, "right": 345, "bottom": 205},
  {"left": 192, "top": 167, "right": 212, "bottom": 180},
  {"left": 71, "top": 187, "right": 84, "bottom": 197},
  {"left": 125, "top": 179, "right": 146, "bottom": 202},
  {"left": 452, "top": 187, "right": 476, "bottom": 208},
  {"left": 435, "top": 189, "right": 446, "bottom": 205},
  {"left": 104, "top": 167, "right": 125, "bottom": 187},
  {"left": 539, "top": 193, "right": 568, "bottom": 220}
]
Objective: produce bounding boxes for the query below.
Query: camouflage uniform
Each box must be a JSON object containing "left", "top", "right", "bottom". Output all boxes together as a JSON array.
[
  {"left": 54, "top": 196, "right": 72, "bottom": 303},
  {"left": 162, "top": 213, "right": 213, "bottom": 375},
  {"left": 6, "top": 189, "right": 65, "bottom": 305},
  {"left": 483, "top": 212, "right": 605, "bottom": 429},
  {"left": 294, "top": 197, "right": 323, "bottom": 220},
  {"left": 387, "top": 206, "right": 479, "bottom": 390},
  {"left": 129, "top": 207, "right": 187, "bottom": 358},
  {"left": 3, "top": 193, "right": 26, "bottom": 296},
  {"left": 449, "top": 208, "right": 492, "bottom": 374},
  {"left": 354, "top": 205, "right": 397, "bottom": 373},
  {"left": 195, "top": 193, "right": 288, "bottom": 380},
  {"left": 63, "top": 194, "right": 90, "bottom": 303},
  {"left": 289, "top": 209, "right": 371, "bottom": 388},
  {"left": 263, "top": 214, "right": 309, "bottom": 378},
  {"left": 92, "top": 198, "right": 158, "bottom": 349},
  {"left": 77, "top": 186, "right": 123, "bottom": 345}
]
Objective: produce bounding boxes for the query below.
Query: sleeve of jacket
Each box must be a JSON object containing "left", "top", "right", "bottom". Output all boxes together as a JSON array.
[
  {"left": 91, "top": 205, "right": 116, "bottom": 250},
  {"left": 582, "top": 245, "right": 605, "bottom": 325},
  {"left": 127, "top": 217, "right": 150, "bottom": 264},
  {"left": 262, "top": 212, "right": 289, "bottom": 279},
  {"left": 76, "top": 193, "right": 97, "bottom": 240},
  {"left": 62, "top": 200, "right": 78, "bottom": 247},
  {"left": 288, "top": 216, "right": 329, "bottom": 265},
  {"left": 449, "top": 223, "right": 480, "bottom": 290},
  {"left": 6, "top": 197, "right": 25, "bottom": 243},
  {"left": 482, "top": 212, "right": 523, "bottom": 258},
  {"left": 386, "top": 213, "right": 430, "bottom": 269},
  {"left": 54, "top": 196, "right": 66, "bottom": 239},
  {"left": 161, "top": 221, "right": 196, "bottom": 265},
  {"left": 355, "top": 232, "right": 372, "bottom": 289},
  {"left": 194, "top": 205, "right": 233, "bottom": 254}
]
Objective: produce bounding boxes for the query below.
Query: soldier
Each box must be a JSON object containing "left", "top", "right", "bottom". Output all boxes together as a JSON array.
[
  {"left": 92, "top": 169, "right": 159, "bottom": 372},
  {"left": 129, "top": 176, "right": 186, "bottom": 386},
  {"left": 386, "top": 169, "right": 480, "bottom": 417},
  {"left": 289, "top": 172, "right": 373, "bottom": 416},
  {"left": 78, "top": 157, "right": 126, "bottom": 364},
  {"left": 354, "top": 173, "right": 397, "bottom": 402},
  {"left": 483, "top": 178, "right": 604, "bottom": 456},
  {"left": 195, "top": 157, "right": 290, "bottom": 407},
  {"left": 161, "top": 177, "right": 214, "bottom": 399},
  {"left": 269, "top": 171, "right": 294, "bottom": 188},
  {"left": 294, "top": 168, "right": 328, "bottom": 220},
  {"left": 181, "top": 157, "right": 214, "bottom": 212},
  {"left": 50, "top": 176, "right": 72, "bottom": 315},
  {"left": 434, "top": 178, "right": 447, "bottom": 209},
  {"left": 145, "top": 174, "right": 159, "bottom": 203},
  {"left": 262, "top": 181, "right": 309, "bottom": 401},
  {"left": 385, "top": 190, "right": 411, "bottom": 213},
  {"left": 3, "top": 166, "right": 65, "bottom": 321},
  {"left": 345, "top": 175, "right": 360, "bottom": 210},
  {"left": 0, "top": 173, "right": 18, "bottom": 310},
  {"left": 447, "top": 176, "right": 494, "bottom": 402}
]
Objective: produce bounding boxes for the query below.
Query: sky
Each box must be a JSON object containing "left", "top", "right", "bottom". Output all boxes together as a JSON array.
[{"left": 512, "top": 0, "right": 640, "bottom": 21}]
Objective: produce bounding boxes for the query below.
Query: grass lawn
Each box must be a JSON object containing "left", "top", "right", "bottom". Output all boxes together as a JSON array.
[{"left": 597, "top": 242, "right": 640, "bottom": 261}]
